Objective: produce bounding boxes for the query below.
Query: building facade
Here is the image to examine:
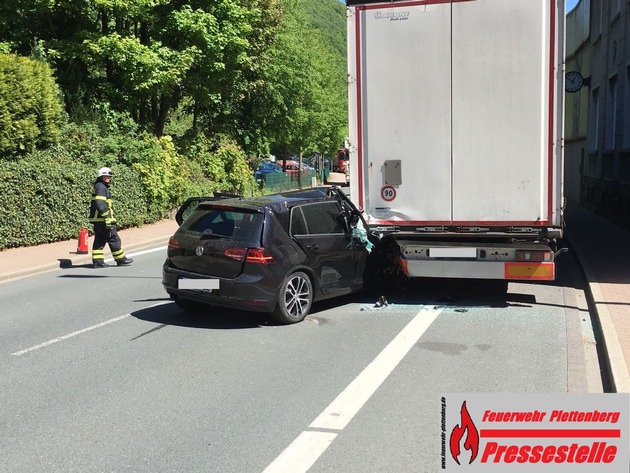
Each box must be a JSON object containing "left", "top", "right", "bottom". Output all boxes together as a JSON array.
[{"left": 566, "top": 0, "right": 630, "bottom": 229}]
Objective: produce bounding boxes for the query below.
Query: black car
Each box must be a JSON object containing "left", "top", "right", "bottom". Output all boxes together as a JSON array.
[{"left": 162, "top": 187, "right": 375, "bottom": 324}]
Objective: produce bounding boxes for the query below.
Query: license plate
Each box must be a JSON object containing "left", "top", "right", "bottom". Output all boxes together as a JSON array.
[
  {"left": 178, "top": 278, "right": 220, "bottom": 290},
  {"left": 429, "top": 247, "right": 476, "bottom": 258}
]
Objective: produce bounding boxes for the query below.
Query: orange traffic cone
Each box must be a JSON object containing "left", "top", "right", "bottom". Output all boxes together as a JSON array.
[{"left": 77, "top": 228, "right": 89, "bottom": 254}]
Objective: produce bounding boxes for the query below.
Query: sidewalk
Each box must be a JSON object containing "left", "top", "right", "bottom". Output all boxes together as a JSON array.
[
  {"left": 0, "top": 219, "right": 178, "bottom": 283},
  {"left": 565, "top": 199, "right": 630, "bottom": 393}
]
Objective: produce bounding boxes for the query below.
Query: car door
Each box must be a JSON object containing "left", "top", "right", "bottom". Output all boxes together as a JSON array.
[{"left": 290, "top": 201, "right": 356, "bottom": 297}]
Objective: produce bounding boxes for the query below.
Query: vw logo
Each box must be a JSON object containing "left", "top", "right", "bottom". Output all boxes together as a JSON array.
[{"left": 195, "top": 246, "right": 204, "bottom": 256}]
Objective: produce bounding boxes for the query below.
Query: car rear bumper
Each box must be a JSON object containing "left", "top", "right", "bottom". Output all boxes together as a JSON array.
[{"left": 162, "top": 263, "right": 277, "bottom": 312}]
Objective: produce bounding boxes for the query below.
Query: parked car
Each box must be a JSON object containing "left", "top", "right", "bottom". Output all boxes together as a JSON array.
[
  {"left": 277, "top": 159, "right": 311, "bottom": 174},
  {"left": 254, "top": 161, "right": 283, "bottom": 184},
  {"left": 162, "top": 188, "right": 376, "bottom": 324}
]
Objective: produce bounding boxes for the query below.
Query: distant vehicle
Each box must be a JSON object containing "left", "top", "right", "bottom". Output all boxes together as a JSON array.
[
  {"left": 254, "top": 162, "right": 283, "bottom": 185},
  {"left": 277, "top": 159, "right": 309, "bottom": 174},
  {"left": 162, "top": 188, "right": 375, "bottom": 324},
  {"left": 331, "top": 148, "right": 348, "bottom": 173}
]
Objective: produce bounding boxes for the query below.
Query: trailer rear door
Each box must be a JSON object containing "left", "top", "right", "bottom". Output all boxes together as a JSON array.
[{"left": 348, "top": 0, "right": 562, "bottom": 227}]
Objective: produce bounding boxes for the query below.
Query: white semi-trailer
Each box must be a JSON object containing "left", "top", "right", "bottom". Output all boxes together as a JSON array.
[{"left": 346, "top": 0, "right": 565, "bottom": 281}]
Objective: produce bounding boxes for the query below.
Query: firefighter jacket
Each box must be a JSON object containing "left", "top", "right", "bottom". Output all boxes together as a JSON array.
[{"left": 89, "top": 180, "right": 115, "bottom": 225}]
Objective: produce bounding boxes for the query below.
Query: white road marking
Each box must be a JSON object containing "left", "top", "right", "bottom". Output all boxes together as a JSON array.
[
  {"left": 263, "top": 306, "right": 442, "bottom": 473},
  {"left": 263, "top": 431, "right": 338, "bottom": 473},
  {"left": 127, "top": 246, "right": 167, "bottom": 258},
  {"left": 104, "top": 245, "right": 167, "bottom": 263},
  {"left": 11, "top": 302, "right": 170, "bottom": 356}
]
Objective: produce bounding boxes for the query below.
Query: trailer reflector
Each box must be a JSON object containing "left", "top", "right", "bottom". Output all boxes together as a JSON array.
[{"left": 504, "top": 262, "right": 554, "bottom": 280}]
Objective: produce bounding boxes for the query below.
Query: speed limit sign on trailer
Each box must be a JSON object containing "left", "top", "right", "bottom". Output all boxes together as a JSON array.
[{"left": 381, "top": 185, "right": 396, "bottom": 202}]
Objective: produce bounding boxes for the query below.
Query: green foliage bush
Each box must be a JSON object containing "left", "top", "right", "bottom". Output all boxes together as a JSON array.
[
  {"left": 0, "top": 53, "right": 65, "bottom": 158},
  {"left": 0, "top": 152, "right": 155, "bottom": 250},
  {"left": 0, "top": 123, "right": 263, "bottom": 250},
  {"left": 133, "top": 135, "right": 191, "bottom": 217}
]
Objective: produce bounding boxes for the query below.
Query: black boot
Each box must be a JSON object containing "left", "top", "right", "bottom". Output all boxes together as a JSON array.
[
  {"left": 116, "top": 257, "right": 134, "bottom": 266},
  {"left": 93, "top": 260, "right": 109, "bottom": 268}
]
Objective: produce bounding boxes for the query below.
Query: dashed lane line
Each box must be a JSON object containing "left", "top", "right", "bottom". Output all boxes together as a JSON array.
[{"left": 10, "top": 301, "right": 170, "bottom": 356}]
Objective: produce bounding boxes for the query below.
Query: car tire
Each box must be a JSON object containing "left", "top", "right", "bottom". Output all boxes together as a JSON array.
[
  {"left": 175, "top": 297, "right": 209, "bottom": 313},
  {"left": 271, "top": 271, "right": 313, "bottom": 324}
]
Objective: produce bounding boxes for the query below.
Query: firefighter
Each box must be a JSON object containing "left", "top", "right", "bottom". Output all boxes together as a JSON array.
[{"left": 88, "top": 167, "right": 133, "bottom": 268}]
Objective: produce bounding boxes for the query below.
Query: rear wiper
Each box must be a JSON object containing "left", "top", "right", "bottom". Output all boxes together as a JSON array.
[{"left": 201, "top": 229, "right": 226, "bottom": 239}]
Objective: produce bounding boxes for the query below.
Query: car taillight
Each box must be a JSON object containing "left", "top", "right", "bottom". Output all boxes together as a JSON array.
[
  {"left": 224, "top": 247, "right": 275, "bottom": 264},
  {"left": 245, "top": 248, "right": 275, "bottom": 264},
  {"left": 224, "top": 248, "right": 247, "bottom": 262},
  {"left": 168, "top": 237, "right": 181, "bottom": 249},
  {"left": 515, "top": 250, "right": 552, "bottom": 262}
]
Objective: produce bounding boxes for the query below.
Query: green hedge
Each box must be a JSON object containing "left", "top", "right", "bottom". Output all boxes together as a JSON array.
[
  {"left": 0, "top": 152, "right": 156, "bottom": 249},
  {"left": 0, "top": 132, "right": 265, "bottom": 250}
]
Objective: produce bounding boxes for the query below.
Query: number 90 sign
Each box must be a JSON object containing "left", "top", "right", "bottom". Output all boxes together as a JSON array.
[{"left": 381, "top": 185, "right": 396, "bottom": 202}]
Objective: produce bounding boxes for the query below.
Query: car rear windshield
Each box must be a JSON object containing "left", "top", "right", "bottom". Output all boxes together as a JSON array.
[{"left": 181, "top": 206, "right": 264, "bottom": 245}]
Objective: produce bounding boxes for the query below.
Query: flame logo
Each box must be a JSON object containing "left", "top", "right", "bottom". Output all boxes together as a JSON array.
[{"left": 450, "top": 401, "right": 480, "bottom": 465}]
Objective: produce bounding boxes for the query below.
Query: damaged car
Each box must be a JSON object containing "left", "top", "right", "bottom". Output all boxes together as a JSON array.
[{"left": 162, "top": 187, "right": 376, "bottom": 324}]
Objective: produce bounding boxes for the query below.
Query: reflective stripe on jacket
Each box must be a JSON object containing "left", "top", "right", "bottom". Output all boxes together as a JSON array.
[{"left": 89, "top": 180, "right": 115, "bottom": 224}]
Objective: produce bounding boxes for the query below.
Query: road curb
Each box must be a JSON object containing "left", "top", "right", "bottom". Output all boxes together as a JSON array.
[{"left": 0, "top": 234, "right": 172, "bottom": 284}]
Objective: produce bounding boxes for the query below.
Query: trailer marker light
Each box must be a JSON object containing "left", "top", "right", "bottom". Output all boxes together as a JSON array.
[{"left": 515, "top": 250, "right": 552, "bottom": 262}]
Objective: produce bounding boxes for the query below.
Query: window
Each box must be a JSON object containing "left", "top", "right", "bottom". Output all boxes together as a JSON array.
[
  {"left": 611, "top": 0, "right": 621, "bottom": 19},
  {"left": 588, "top": 88, "right": 600, "bottom": 152},
  {"left": 587, "top": 154, "right": 598, "bottom": 177},
  {"left": 624, "top": 67, "right": 630, "bottom": 149},
  {"left": 290, "top": 208, "right": 308, "bottom": 235},
  {"left": 621, "top": 152, "right": 630, "bottom": 183},
  {"left": 604, "top": 75, "right": 618, "bottom": 151},
  {"left": 185, "top": 208, "right": 263, "bottom": 244},
  {"left": 292, "top": 202, "right": 344, "bottom": 235},
  {"left": 602, "top": 153, "right": 614, "bottom": 180}
]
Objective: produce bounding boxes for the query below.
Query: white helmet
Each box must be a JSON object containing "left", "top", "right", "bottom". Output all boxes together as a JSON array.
[{"left": 97, "top": 167, "right": 113, "bottom": 178}]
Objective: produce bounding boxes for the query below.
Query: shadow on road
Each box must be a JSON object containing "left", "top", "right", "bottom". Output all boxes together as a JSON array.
[
  {"left": 130, "top": 300, "right": 275, "bottom": 330},
  {"left": 128, "top": 277, "right": 558, "bottom": 332},
  {"left": 352, "top": 277, "right": 532, "bottom": 309}
]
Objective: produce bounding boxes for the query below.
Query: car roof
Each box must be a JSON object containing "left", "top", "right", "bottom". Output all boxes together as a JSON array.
[{"left": 198, "top": 188, "right": 337, "bottom": 214}]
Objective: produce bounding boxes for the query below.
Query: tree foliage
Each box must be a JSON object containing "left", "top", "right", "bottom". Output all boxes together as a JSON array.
[
  {"left": 0, "top": 53, "right": 65, "bottom": 158},
  {"left": 0, "top": 0, "right": 347, "bottom": 156},
  {"left": 0, "top": 0, "right": 349, "bottom": 248}
]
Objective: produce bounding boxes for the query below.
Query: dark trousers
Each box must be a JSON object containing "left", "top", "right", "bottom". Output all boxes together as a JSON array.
[{"left": 91, "top": 224, "right": 127, "bottom": 262}]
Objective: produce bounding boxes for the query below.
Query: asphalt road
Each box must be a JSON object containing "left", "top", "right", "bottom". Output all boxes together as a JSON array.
[{"left": 0, "top": 244, "right": 599, "bottom": 472}]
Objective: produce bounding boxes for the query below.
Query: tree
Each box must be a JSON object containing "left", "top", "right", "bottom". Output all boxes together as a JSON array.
[
  {"left": 257, "top": 0, "right": 347, "bottom": 161},
  {"left": 0, "top": 53, "right": 65, "bottom": 158}
]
